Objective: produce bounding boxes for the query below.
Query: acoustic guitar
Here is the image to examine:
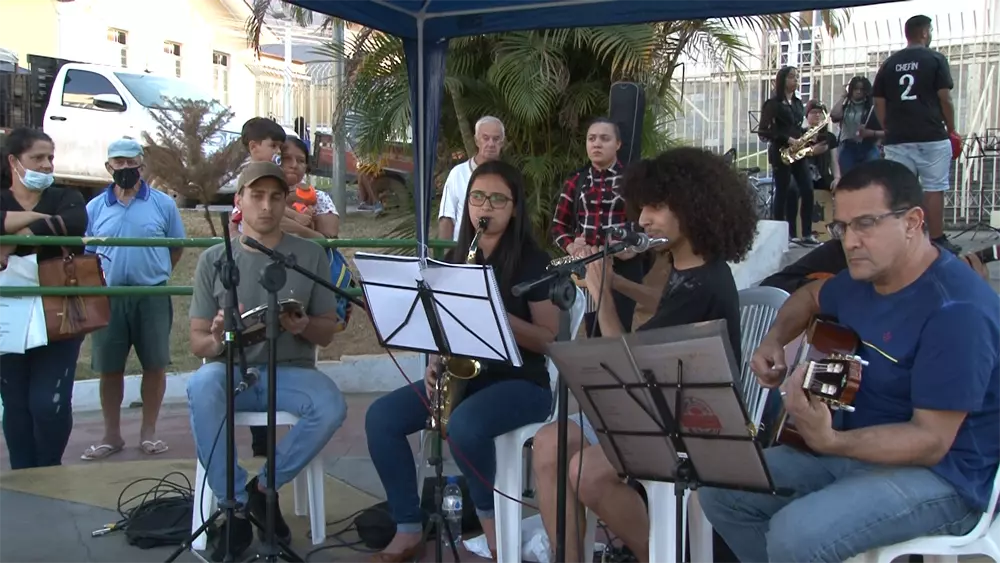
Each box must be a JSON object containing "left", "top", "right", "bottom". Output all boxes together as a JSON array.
[{"left": 769, "top": 316, "right": 867, "bottom": 451}]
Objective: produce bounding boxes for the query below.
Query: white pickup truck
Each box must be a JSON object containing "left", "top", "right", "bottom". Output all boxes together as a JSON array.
[{"left": 1, "top": 54, "right": 254, "bottom": 204}]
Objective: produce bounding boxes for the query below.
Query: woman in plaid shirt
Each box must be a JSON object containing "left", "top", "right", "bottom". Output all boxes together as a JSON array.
[{"left": 550, "top": 118, "right": 647, "bottom": 335}]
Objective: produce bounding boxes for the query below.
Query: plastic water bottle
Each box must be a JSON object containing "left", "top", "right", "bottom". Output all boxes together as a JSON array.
[{"left": 441, "top": 476, "right": 463, "bottom": 547}]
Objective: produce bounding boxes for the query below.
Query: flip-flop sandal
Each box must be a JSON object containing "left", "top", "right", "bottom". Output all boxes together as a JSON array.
[
  {"left": 81, "top": 444, "right": 124, "bottom": 461},
  {"left": 140, "top": 440, "right": 169, "bottom": 455}
]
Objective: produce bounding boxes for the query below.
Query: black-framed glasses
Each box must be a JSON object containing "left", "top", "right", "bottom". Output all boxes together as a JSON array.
[
  {"left": 468, "top": 190, "right": 511, "bottom": 209},
  {"left": 827, "top": 208, "right": 911, "bottom": 239}
]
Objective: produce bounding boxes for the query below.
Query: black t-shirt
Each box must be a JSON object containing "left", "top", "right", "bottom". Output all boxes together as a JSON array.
[
  {"left": 808, "top": 131, "right": 840, "bottom": 190},
  {"left": 459, "top": 240, "right": 553, "bottom": 394},
  {"left": 0, "top": 186, "right": 88, "bottom": 261},
  {"left": 873, "top": 46, "right": 953, "bottom": 144},
  {"left": 759, "top": 240, "right": 847, "bottom": 294},
  {"left": 638, "top": 258, "right": 742, "bottom": 365}
]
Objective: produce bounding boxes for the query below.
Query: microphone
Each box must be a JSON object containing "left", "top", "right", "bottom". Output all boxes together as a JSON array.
[
  {"left": 237, "top": 367, "right": 259, "bottom": 393},
  {"left": 605, "top": 226, "right": 654, "bottom": 250}
]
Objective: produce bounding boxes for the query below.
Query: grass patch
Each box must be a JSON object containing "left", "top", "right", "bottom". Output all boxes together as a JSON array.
[{"left": 74, "top": 208, "right": 408, "bottom": 380}]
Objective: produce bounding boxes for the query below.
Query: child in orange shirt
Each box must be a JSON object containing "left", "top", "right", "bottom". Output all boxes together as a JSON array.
[{"left": 288, "top": 184, "right": 318, "bottom": 214}]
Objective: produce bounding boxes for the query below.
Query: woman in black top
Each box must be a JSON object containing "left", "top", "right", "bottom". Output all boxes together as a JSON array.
[
  {"left": 532, "top": 147, "right": 759, "bottom": 562},
  {"left": 365, "top": 160, "right": 558, "bottom": 562},
  {"left": 0, "top": 128, "right": 88, "bottom": 469},
  {"left": 759, "top": 66, "right": 817, "bottom": 245}
]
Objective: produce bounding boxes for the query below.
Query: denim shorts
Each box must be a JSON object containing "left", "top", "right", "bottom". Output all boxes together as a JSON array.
[
  {"left": 568, "top": 412, "right": 599, "bottom": 445},
  {"left": 883, "top": 139, "right": 952, "bottom": 192}
]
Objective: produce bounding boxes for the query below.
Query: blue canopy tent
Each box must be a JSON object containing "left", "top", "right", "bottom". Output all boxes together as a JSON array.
[{"left": 287, "top": 0, "right": 900, "bottom": 260}]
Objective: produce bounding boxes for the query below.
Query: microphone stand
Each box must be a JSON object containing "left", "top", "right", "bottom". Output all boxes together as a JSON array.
[
  {"left": 512, "top": 235, "right": 665, "bottom": 563},
  {"left": 166, "top": 212, "right": 260, "bottom": 563},
  {"left": 238, "top": 236, "right": 365, "bottom": 563}
]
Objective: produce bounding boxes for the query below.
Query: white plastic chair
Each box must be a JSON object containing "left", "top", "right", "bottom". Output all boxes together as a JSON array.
[
  {"left": 190, "top": 352, "right": 327, "bottom": 550},
  {"left": 571, "top": 286, "right": 788, "bottom": 563},
  {"left": 844, "top": 466, "right": 1000, "bottom": 563},
  {"left": 688, "top": 285, "right": 789, "bottom": 563},
  {"left": 493, "top": 288, "right": 588, "bottom": 563},
  {"left": 191, "top": 412, "right": 327, "bottom": 549}
]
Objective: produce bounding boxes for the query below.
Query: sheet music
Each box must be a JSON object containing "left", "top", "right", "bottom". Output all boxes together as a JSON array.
[{"left": 352, "top": 253, "right": 521, "bottom": 366}]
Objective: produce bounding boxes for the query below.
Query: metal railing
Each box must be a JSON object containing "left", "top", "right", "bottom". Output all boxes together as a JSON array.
[{"left": 0, "top": 236, "right": 455, "bottom": 297}]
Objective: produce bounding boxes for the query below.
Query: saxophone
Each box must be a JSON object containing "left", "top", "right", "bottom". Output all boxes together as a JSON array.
[
  {"left": 427, "top": 216, "right": 489, "bottom": 435},
  {"left": 780, "top": 111, "right": 831, "bottom": 165}
]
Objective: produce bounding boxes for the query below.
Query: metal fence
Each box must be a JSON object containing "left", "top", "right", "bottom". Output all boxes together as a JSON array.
[
  {"left": 0, "top": 237, "right": 454, "bottom": 297},
  {"left": 666, "top": 14, "right": 999, "bottom": 228}
]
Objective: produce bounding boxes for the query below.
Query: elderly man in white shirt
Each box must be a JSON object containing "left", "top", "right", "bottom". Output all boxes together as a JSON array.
[{"left": 437, "top": 116, "right": 505, "bottom": 241}]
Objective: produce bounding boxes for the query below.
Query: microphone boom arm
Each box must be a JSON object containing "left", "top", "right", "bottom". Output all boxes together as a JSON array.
[{"left": 240, "top": 236, "right": 366, "bottom": 309}]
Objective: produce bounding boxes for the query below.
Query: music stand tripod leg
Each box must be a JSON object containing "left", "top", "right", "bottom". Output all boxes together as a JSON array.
[
  {"left": 423, "top": 427, "right": 462, "bottom": 563},
  {"left": 548, "top": 276, "right": 576, "bottom": 563},
  {"left": 166, "top": 225, "right": 249, "bottom": 563},
  {"left": 249, "top": 261, "right": 304, "bottom": 563}
]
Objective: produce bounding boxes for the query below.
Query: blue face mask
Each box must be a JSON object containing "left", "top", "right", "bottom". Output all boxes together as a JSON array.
[{"left": 17, "top": 161, "right": 54, "bottom": 192}]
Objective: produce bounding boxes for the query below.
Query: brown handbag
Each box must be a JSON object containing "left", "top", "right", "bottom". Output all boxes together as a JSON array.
[{"left": 36, "top": 216, "right": 111, "bottom": 342}]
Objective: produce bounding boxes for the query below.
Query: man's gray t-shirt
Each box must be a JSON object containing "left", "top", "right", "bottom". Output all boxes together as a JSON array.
[{"left": 190, "top": 235, "right": 335, "bottom": 367}]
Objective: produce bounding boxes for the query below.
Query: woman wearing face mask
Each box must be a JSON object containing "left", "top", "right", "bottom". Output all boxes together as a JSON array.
[{"left": 0, "top": 127, "right": 89, "bottom": 469}]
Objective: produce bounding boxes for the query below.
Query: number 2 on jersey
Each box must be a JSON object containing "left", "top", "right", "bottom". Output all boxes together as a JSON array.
[{"left": 899, "top": 74, "right": 917, "bottom": 101}]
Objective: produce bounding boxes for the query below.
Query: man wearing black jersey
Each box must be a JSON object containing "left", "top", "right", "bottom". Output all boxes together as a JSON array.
[{"left": 873, "top": 14, "right": 959, "bottom": 254}]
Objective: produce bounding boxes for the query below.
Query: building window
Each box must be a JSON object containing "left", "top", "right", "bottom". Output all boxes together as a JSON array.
[
  {"left": 213, "top": 51, "right": 229, "bottom": 105},
  {"left": 107, "top": 28, "right": 127, "bottom": 68},
  {"left": 164, "top": 41, "right": 182, "bottom": 78}
]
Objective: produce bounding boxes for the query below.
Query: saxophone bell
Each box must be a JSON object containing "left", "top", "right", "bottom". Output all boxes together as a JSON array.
[{"left": 780, "top": 110, "right": 831, "bottom": 165}]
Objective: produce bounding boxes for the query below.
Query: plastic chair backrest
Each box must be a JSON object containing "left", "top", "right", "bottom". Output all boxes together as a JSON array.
[
  {"left": 544, "top": 287, "right": 587, "bottom": 418},
  {"left": 737, "top": 286, "right": 789, "bottom": 424}
]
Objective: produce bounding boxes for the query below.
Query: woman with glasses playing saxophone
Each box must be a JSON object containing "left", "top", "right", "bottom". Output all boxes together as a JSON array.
[{"left": 365, "top": 160, "right": 559, "bottom": 562}]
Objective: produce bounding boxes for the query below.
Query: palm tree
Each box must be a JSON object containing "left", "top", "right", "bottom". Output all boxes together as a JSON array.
[{"left": 245, "top": 6, "right": 850, "bottom": 246}]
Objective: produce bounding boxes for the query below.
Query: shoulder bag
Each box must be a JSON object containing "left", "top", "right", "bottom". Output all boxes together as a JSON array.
[{"left": 36, "top": 216, "right": 111, "bottom": 341}]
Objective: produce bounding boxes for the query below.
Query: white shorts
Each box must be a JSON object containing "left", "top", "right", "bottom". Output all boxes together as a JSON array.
[{"left": 883, "top": 139, "right": 952, "bottom": 192}]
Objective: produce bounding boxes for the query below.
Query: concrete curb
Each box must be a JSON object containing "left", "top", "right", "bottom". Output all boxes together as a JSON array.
[{"left": 1, "top": 220, "right": 789, "bottom": 416}]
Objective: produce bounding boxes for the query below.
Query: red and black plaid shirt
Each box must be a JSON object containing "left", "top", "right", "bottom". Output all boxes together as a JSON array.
[{"left": 550, "top": 161, "right": 629, "bottom": 252}]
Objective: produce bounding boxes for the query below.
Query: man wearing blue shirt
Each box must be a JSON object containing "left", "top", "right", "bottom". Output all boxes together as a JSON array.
[
  {"left": 81, "top": 138, "right": 186, "bottom": 461},
  {"left": 698, "top": 159, "right": 999, "bottom": 562}
]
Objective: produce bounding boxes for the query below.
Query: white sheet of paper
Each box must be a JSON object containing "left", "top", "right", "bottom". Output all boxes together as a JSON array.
[
  {"left": 0, "top": 254, "right": 46, "bottom": 355},
  {"left": 352, "top": 253, "right": 521, "bottom": 366}
]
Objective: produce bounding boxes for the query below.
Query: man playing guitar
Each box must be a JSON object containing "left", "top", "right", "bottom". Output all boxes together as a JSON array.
[{"left": 698, "top": 159, "right": 1000, "bottom": 562}]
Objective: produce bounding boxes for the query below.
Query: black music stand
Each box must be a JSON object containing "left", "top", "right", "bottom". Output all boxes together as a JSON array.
[
  {"left": 351, "top": 252, "right": 523, "bottom": 563},
  {"left": 954, "top": 130, "right": 1000, "bottom": 240},
  {"left": 547, "top": 320, "right": 780, "bottom": 563}
]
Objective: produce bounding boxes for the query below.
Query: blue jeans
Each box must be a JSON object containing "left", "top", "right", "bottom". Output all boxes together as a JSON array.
[
  {"left": 0, "top": 337, "right": 83, "bottom": 469},
  {"left": 698, "top": 445, "right": 981, "bottom": 562},
  {"left": 366, "top": 379, "right": 551, "bottom": 533},
  {"left": 187, "top": 362, "right": 347, "bottom": 505},
  {"left": 838, "top": 141, "right": 881, "bottom": 176}
]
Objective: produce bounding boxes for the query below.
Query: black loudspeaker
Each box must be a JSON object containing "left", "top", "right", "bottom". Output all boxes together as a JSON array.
[{"left": 608, "top": 82, "right": 646, "bottom": 165}]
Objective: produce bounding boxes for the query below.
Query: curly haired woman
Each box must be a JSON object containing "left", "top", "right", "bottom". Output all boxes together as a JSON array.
[{"left": 531, "top": 147, "right": 759, "bottom": 563}]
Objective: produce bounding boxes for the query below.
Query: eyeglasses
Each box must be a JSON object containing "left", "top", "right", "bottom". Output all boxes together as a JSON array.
[
  {"left": 468, "top": 190, "right": 511, "bottom": 209},
  {"left": 827, "top": 208, "right": 911, "bottom": 239}
]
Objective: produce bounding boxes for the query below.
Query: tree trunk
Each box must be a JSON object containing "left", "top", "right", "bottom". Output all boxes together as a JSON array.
[
  {"left": 201, "top": 200, "right": 217, "bottom": 237},
  {"left": 448, "top": 83, "right": 477, "bottom": 157}
]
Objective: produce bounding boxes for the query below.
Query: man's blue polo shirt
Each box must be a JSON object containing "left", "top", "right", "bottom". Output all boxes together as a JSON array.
[
  {"left": 85, "top": 182, "right": 185, "bottom": 286},
  {"left": 819, "top": 249, "right": 1000, "bottom": 511}
]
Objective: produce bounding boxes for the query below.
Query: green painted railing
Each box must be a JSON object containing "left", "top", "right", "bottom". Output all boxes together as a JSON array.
[{"left": 0, "top": 236, "right": 455, "bottom": 298}]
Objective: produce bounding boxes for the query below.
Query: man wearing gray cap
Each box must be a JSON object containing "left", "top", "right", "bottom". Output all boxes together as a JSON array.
[
  {"left": 186, "top": 161, "right": 347, "bottom": 559},
  {"left": 82, "top": 137, "right": 185, "bottom": 461}
]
